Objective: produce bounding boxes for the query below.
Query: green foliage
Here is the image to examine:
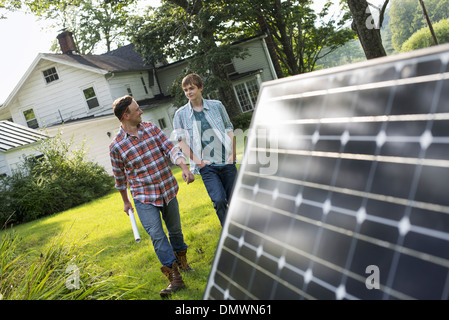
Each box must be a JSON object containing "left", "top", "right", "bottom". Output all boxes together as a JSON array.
[
  {"left": 316, "top": 39, "right": 366, "bottom": 69},
  {"left": 401, "top": 18, "right": 449, "bottom": 52},
  {"left": 0, "top": 131, "right": 114, "bottom": 227},
  {"left": 231, "top": 111, "right": 254, "bottom": 131},
  {"left": 25, "top": 0, "right": 139, "bottom": 53},
  {"left": 0, "top": 231, "right": 140, "bottom": 300},
  {"left": 132, "top": 0, "right": 248, "bottom": 117},
  {"left": 389, "top": 0, "right": 449, "bottom": 52}
]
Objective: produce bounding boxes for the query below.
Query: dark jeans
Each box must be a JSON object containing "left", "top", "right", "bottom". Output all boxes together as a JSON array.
[
  {"left": 134, "top": 197, "right": 187, "bottom": 267},
  {"left": 200, "top": 164, "right": 237, "bottom": 226}
]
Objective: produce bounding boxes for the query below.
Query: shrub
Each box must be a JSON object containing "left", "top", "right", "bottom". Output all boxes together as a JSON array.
[
  {"left": 0, "top": 132, "right": 114, "bottom": 227},
  {"left": 231, "top": 111, "right": 254, "bottom": 131}
]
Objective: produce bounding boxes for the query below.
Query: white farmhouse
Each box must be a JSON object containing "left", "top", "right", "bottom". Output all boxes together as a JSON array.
[{"left": 0, "top": 31, "right": 277, "bottom": 175}]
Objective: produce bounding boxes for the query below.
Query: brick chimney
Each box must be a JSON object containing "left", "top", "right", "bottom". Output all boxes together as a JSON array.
[{"left": 57, "top": 30, "right": 78, "bottom": 55}]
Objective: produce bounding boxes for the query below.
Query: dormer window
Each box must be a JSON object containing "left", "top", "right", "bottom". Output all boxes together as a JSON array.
[
  {"left": 43, "top": 67, "right": 59, "bottom": 84},
  {"left": 224, "top": 59, "right": 237, "bottom": 76}
]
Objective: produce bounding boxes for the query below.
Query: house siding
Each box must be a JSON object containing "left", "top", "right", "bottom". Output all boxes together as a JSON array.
[
  {"left": 157, "top": 36, "right": 275, "bottom": 97},
  {"left": 157, "top": 63, "right": 185, "bottom": 96},
  {"left": 108, "top": 71, "right": 155, "bottom": 102},
  {"left": 0, "top": 153, "right": 8, "bottom": 176},
  {"left": 1, "top": 146, "right": 42, "bottom": 176},
  {"left": 7, "top": 59, "right": 113, "bottom": 128},
  {"left": 45, "top": 115, "right": 120, "bottom": 176},
  {"left": 45, "top": 103, "right": 177, "bottom": 176},
  {"left": 233, "top": 37, "right": 276, "bottom": 82}
]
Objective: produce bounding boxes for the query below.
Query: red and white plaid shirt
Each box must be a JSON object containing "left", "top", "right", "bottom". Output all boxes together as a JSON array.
[{"left": 109, "top": 122, "right": 186, "bottom": 206}]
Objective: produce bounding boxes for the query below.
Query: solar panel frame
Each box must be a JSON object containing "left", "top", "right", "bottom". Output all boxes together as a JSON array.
[{"left": 204, "top": 44, "right": 449, "bottom": 300}]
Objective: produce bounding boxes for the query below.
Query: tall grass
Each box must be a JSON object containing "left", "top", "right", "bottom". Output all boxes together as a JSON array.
[
  {"left": 0, "top": 231, "right": 141, "bottom": 300},
  {"left": 0, "top": 166, "right": 224, "bottom": 300}
]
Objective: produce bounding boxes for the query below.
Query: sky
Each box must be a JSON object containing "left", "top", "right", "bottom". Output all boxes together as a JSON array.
[{"left": 0, "top": 0, "right": 358, "bottom": 105}]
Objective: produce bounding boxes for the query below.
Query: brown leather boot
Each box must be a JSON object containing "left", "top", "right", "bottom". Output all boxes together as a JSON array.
[
  {"left": 160, "top": 262, "right": 186, "bottom": 297},
  {"left": 174, "top": 249, "right": 193, "bottom": 271}
]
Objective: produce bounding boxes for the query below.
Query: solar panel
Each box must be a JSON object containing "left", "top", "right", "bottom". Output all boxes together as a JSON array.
[{"left": 204, "top": 44, "right": 449, "bottom": 300}]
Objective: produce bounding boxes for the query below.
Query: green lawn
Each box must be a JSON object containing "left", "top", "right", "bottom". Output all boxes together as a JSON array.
[
  {"left": 0, "top": 167, "right": 223, "bottom": 300},
  {"left": 1, "top": 131, "right": 248, "bottom": 300}
]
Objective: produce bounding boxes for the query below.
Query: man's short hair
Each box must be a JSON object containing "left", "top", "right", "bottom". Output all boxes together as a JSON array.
[
  {"left": 182, "top": 73, "right": 203, "bottom": 89},
  {"left": 113, "top": 95, "right": 133, "bottom": 121}
]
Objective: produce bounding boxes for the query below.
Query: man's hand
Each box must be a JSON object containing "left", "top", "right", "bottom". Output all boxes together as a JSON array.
[
  {"left": 198, "top": 159, "right": 211, "bottom": 168},
  {"left": 119, "top": 189, "right": 133, "bottom": 215},
  {"left": 226, "top": 155, "right": 236, "bottom": 164},
  {"left": 124, "top": 201, "right": 133, "bottom": 215},
  {"left": 182, "top": 169, "right": 195, "bottom": 184},
  {"left": 176, "top": 157, "right": 195, "bottom": 184}
]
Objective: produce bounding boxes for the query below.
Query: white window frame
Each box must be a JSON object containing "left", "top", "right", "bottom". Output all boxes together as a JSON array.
[
  {"left": 22, "top": 107, "right": 39, "bottom": 129},
  {"left": 81, "top": 85, "right": 100, "bottom": 110},
  {"left": 42, "top": 66, "right": 60, "bottom": 85},
  {"left": 233, "top": 78, "right": 260, "bottom": 113}
]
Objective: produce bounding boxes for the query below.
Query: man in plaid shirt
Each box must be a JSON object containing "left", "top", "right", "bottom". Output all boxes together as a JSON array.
[{"left": 109, "top": 95, "right": 194, "bottom": 297}]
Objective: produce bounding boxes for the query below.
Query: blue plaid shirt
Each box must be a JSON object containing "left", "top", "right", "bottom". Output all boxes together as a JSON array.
[{"left": 173, "top": 99, "right": 234, "bottom": 175}]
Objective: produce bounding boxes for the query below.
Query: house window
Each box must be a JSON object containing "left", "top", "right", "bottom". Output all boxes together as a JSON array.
[
  {"left": 246, "top": 79, "right": 259, "bottom": 106},
  {"left": 43, "top": 67, "right": 59, "bottom": 84},
  {"left": 126, "top": 85, "right": 133, "bottom": 96},
  {"left": 234, "top": 79, "right": 260, "bottom": 112},
  {"left": 23, "top": 108, "right": 39, "bottom": 129},
  {"left": 141, "top": 76, "right": 149, "bottom": 94},
  {"left": 148, "top": 69, "right": 155, "bottom": 87},
  {"left": 83, "top": 87, "right": 99, "bottom": 109},
  {"left": 158, "top": 118, "right": 167, "bottom": 129}
]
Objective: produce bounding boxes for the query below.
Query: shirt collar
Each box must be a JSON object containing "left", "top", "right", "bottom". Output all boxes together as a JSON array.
[
  {"left": 119, "top": 123, "right": 141, "bottom": 139},
  {"left": 188, "top": 98, "right": 209, "bottom": 117}
]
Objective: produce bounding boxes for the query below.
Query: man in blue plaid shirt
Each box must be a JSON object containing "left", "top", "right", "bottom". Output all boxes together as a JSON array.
[{"left": 173, "top": 73, "right": 237, "bottom": 227}]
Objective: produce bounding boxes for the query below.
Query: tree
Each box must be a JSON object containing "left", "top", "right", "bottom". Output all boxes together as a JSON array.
[
  {"left": 25, "top": 0, "right": 138, "bottom": 54},
  {"left": 389, "top": 0, "right": 449, "bottom": 52},
  {"left": 131, "top": 0, "right": 245, "bottom": 119},
  {"left": 401, "top": 18, "right": 449, "bottom": 52},
  {"left": 132, "top": 0, "right": 355, "bottom": 115},
  {"left": 234, "top": 0, "right": 355, "bottom": 76},
  {"left": 346, "top": 0, "right": 388, "bottom": 59},
  {"left": 0, "top": 0, "right": 22, "bottom": 19}
]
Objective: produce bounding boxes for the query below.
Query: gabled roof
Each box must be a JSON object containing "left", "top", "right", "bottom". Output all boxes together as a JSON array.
[
  {"left": 2, "top": 44, "right": 152, "bottom": 108},
  {"left": 0, "top": 121, "right": 49, "bottom": 152},
  {"left": 43, "top": 44, "right": 152, "bottom": 73}
]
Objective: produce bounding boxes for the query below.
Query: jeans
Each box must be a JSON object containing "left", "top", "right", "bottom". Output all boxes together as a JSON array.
[
  {"left": 200, "top": 164, "right": 237, "bottom": 226},
  {"left": 134, "top": 197, "right": 187, "bottom": 267}
]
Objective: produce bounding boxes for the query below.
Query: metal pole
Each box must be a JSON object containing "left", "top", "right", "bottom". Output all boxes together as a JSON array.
[{"left": 419, "top": 0, "right": 439, "bottom": 46}]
